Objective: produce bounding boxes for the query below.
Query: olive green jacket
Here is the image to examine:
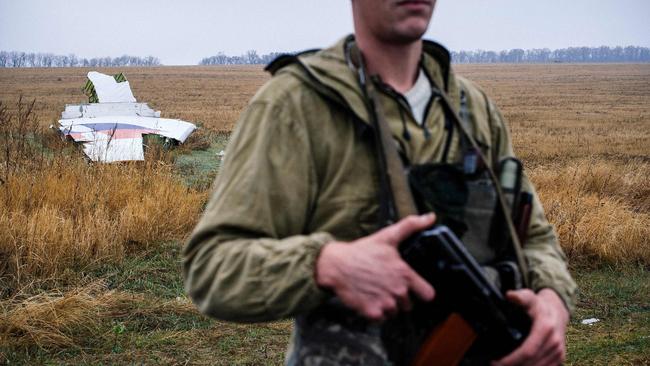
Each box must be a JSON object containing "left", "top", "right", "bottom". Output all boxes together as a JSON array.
[{"left": 182, "top": 37, "right": 577, "bottom": 326}]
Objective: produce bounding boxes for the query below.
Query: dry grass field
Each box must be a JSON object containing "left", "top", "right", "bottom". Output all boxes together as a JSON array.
[{"left": 0, "top": 64, "right": 648, "bottom": 365}]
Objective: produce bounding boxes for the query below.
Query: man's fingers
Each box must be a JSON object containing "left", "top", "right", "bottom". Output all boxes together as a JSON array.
[
  {"left": 535, "top": 344, "right": 565, "bottom": 366},
  {"left": 381, "top": 297, "right": 399, "bottom": 318},
  {"left": 363, "top": 304, "right": 385, "bottom": 322},
  {"left": 493, "top": 334, "right": 540, "bottom": 366},
  {"left": 533, "top": 327, "right": 566, "bottom": 366},
  {"left": 377, "top": 213, "right": 436, "bottom": 246},
  {"left": 494, "top": 308, "right": 553, "bottom": 366},
  {"left": 406, "top": 267, "right": 435, "bottom": 302},
  {"left": 391, "top": 285, "right": 413, "bottom": 312},
  {"left": 395, "top": 292, "right": 413, "bottom": 312},
  {"left": 506, "top": 289, "right": 537, "bottom": 312}
]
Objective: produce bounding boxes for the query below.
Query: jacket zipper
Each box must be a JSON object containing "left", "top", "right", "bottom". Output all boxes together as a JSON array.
[{"left": 420, "top": 66, "right": 455, "bottom": 163}]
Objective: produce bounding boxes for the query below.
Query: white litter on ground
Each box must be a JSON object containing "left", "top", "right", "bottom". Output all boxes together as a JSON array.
[{"left": 581, "top": 318, "right": 600, "bottom": 325}]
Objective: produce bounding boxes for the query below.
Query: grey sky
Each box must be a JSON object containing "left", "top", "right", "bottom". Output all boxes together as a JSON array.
[{"left": 1, "top": 0, "right": 648, "bottom": 65}]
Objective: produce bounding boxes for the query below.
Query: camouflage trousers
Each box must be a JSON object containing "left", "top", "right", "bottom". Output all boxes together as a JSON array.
[{"left": 285, "top": 301, "right": 391, "bottom": 366}]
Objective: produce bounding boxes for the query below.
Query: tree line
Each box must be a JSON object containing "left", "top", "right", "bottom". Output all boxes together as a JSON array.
[
  {"left": 199, "top": 50, "right": 283, "bottom": 65},
  {"left": 451, "top": 46, "right": 650, "bottom": 64},
  {"left": 200, "top": 46, "right": 650, "bottom": 65},
  {"left": 3, "top": 46, "right": 649, "bottom": 67},
  {"left": 0, "top": 51, "right": 161, "bottom": 68}
]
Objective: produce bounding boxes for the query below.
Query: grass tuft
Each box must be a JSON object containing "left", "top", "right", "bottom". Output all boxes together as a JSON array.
[
  {"left": 530, "top": 159, "right": 650, "bottom": 266},
  {"left": 0, "top": 280, "right": 125, "bottom": 349}
]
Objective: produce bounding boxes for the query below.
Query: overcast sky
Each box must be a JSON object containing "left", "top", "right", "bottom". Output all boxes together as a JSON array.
[{"left": 1, "top": 0, "right": 648, "bottom": 65}]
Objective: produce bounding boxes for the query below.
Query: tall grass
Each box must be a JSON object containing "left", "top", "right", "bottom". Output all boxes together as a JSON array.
[
  {"left": 530, "top": 159, "right": 650, "bottom": 266},
  {"left": 0, "top": 99, "right": 207, "bottom": 292}
]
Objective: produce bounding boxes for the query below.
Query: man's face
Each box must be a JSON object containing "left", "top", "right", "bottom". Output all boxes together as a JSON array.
[{"left": 352, "top": 0, "right": 436, "bottom": 44}]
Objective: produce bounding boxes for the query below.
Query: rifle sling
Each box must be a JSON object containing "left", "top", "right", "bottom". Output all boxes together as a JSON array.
[
  {"left": 367, "top": 79, "right": 420, "bottom": 220},
  {"left": 348, "top": 42, "right": 418, "bottom": 224}
]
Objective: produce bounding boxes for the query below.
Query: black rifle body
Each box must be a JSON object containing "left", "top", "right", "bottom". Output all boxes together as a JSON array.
[{"left": 384, "top": 225, "right": 532, "bottom": 365}]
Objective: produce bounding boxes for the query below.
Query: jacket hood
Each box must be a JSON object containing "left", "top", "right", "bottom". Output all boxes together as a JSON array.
[{"left": 265, "top": 35, "right": 455, "bottom": 125}]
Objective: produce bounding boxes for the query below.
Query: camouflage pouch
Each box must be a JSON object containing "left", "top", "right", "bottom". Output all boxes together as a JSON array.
[{"left": 287, "top": 301, "right": 390, "bottom": 366}]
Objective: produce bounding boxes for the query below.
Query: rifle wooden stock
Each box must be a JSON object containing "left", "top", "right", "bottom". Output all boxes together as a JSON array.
[{"left": 411, "top": 313, "right": 477, "bottom": 366}]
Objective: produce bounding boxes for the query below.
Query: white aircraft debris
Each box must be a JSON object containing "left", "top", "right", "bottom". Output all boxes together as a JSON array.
[
  {"left": 58, "top": 71, "right": 197, "bottom": 162},
  {"left": 86, "top": 71, "right": 137, "bottom": 103}
]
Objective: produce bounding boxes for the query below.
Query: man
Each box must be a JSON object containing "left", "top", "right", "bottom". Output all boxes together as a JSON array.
[{"left": 183, "top": 0, "right": 577, "bottom": 365}]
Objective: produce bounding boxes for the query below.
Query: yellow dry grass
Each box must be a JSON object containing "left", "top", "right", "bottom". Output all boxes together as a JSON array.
[
  {"left": 0, "top": 280, "right": 124, "bottom": 348},
  {"left": 1, "top": 159, "right": 206, "bottom": 283},
  {"left": 0, "top": 279, "right": 196, "bottom": 349},
  {"left": 530, "top": 160, "right": 650, "bottom": 265},
  {"left": 0, "top": 99, "right": 207, "bottom": 290}
]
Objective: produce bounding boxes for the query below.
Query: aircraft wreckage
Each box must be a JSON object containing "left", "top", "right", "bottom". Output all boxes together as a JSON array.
[{"left": 58, "top": 71, "right": 197, "bottom": 162}]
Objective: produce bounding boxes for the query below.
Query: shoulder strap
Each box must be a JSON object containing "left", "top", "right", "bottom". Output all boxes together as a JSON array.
[
  {"left": 347, "top": 43, "right": 419, "bottom": 225},
  {"left": 368, "top": 77, "right": 420, "bottom": 222}
]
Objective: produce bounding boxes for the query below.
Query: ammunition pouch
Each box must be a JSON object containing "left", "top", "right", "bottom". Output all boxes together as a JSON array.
[{"left": 408, "top": 161, "right": 507, "bottom": 265}]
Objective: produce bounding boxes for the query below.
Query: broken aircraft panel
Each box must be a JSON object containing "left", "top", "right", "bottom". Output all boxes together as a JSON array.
[{"left": 59, "top": 71, "right": 197, "bottom": 162}]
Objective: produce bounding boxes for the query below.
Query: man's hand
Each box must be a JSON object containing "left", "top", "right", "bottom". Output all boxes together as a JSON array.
[
  {"left": 315, "top": 214, "right": 436, "bottom": 321},
  {"left": 492, "top": 288, "right": 570, "bottom": 366}
]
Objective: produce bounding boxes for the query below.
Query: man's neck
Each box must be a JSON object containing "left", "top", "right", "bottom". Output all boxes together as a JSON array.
[{"left": 356, "top": 35, "right": 422, "bottom": 94}]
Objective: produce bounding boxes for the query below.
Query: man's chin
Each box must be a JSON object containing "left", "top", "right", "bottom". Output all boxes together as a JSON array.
[{"left": 384, "top": 25, "right": 428, "bottom": 44}]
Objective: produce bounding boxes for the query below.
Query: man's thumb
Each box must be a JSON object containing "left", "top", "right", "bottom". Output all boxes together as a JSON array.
[{"left": 380, "top": 213, "right": 436, "bottom": 246}]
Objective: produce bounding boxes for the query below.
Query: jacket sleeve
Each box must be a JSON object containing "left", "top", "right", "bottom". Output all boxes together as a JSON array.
[
  {"left": 487, "top": 97, "right": 578, "bottom": 315},
  {"left": 182, "top": 97, "right": 333, "bottom": 323}
]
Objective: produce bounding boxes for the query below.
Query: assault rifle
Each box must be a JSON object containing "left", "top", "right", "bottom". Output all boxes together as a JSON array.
[{"left": 383, "top": 225, "right": 532, "bottom": 366}]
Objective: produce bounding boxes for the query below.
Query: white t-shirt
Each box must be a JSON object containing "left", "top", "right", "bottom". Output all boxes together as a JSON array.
[{"left": 404, "top": 69, "right": 432, "bottom": 125}]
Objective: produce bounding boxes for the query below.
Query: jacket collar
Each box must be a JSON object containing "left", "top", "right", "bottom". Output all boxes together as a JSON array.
[{"left": 266, "top": 35, "right": 455, "bottom": 126}]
